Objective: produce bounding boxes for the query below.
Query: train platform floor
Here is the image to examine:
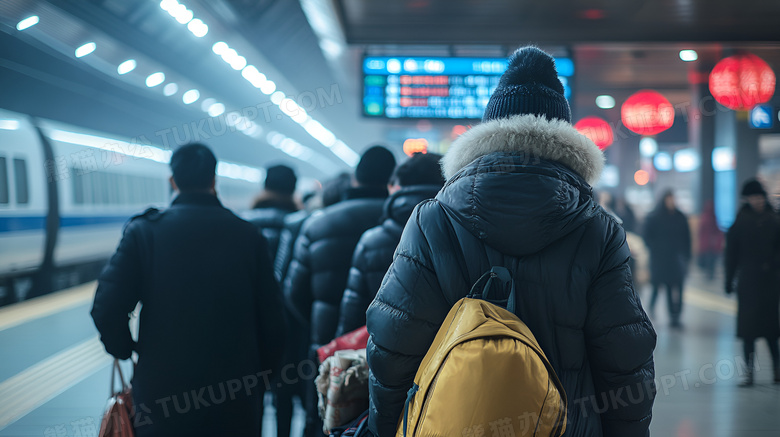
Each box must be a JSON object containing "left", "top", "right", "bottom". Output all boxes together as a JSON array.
[{"left": 0, "top": 272, "right": 778, "bottom": 437}]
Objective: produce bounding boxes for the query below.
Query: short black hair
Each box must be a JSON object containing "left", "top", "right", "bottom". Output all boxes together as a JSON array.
[
  {"left": 392, "top": 153, "right": 445, "bottom": 188},
  {"left": 170, "top": 143, "right": 217, "bottom": 192}
]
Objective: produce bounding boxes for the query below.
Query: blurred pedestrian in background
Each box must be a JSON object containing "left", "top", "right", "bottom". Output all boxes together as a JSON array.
[
  {"left": 643, "top": 189, "right": 691, "bottom": 328},
  {"left": 245, "top": 163, "right": 302, "bottom": 437},
  {"left": 725, "top": 179, "right": 780, "bottom": 386},
  {"left": 284, "top": 146, "right": 396, "bottom": 437},
  {"left": 697, "top": 200, "right": 724, "bottom": 281},
  {"left": 335, "top": 152, "right": 444, "bottom": 336},
  {"left": 246, "top": 164, "right": 300, "bottom": 258},
  {"left": 612, "top": 196, "right": 638, "bottom": 234}
]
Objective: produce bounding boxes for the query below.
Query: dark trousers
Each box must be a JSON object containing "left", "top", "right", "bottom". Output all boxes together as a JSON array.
[
  {"left": 650, "top": 282, "right": 683, "bottom": 325},
  {"left": 303, "top": 348, "right": 324, "bottom": 437},
  {"left": 743, "top": 337, "right": 780, "bottom": 372}
]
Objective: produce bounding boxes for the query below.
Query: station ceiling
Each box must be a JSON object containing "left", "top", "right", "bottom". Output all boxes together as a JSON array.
[{"left": 1, "top": 0, "right": 779, "bottom": 182}]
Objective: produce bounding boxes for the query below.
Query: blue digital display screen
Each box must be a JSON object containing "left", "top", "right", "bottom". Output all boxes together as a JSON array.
[{"left": 362, "top": 56, "right": 574, "bottom": 119}]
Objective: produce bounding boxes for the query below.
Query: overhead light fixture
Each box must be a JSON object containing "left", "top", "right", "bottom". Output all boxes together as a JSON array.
[
  {"left": 229, "top": 56, "right": 247, "bottom": 71},
  {"left": 75, "top": 42, "right": 96, "bottom": 58},
  {"left": 208, "top": 102, "right": 226, "bottom": 117},
  {"left": 259, "top": 80, "right": 276, "bottom": 95},
  {"left": 679, "top": 50, "right": 698, "bottom": 62},
  {"left": 0, "top": 119, "right": 21, "bottom": 130},
  {"left": 201, "top": 97, "right": 217, "bottom": 112},
  {"left": 145, "top": 72, "right": 165, "bottom": 87},
  {"left": 595, "top": 95, "right": 615, "bottom": 109},
  {"left": 270, "top": 91, "right": 285, "bottom": 105},
  {"left": 117, "top": 59, "right": 137, "bottom": 75},
  {"left": 187, "top": 18, "right": 208, "bottom": 37},
  {"left": 674, "top": 148, "right": 700, "bottom": 172},
  {"left": 212, "top": 42, "right": 228, "bottom": 55},
  {"left": 172, "top": 4, "right": 193, "bottom": 24},
  {"left": 163, "top": 83, "right": 179, "bottom": 96},
  {"left": 653, "top": 152, "right": 673, "bottom": 171},
  {"left": 182, "top": 89, "right": 200, "bottom": 104},
  {"left": 16, "top": 16, "right": 39, "bottom": 31},
  {"left": 639, "top": 137, "right": 658, "bottom": 157}
]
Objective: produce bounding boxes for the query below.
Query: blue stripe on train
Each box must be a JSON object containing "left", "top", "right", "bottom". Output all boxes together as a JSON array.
[{"left": 0, "top": 215, "right": 131, "bottom": 233}]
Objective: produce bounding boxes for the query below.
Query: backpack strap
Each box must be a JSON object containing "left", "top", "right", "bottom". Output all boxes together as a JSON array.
[{"left": 467, "top": 266, "right": 516, "bottom": 314}]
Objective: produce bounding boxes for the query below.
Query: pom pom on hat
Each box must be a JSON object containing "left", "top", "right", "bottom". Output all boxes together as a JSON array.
[{"left": 482, "top": 46, "right": 571, "bottom": 123}]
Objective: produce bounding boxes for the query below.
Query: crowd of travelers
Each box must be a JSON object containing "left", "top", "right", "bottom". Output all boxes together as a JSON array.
[{"left": 90, "top": 46, "right": 779, "bottom": 437}]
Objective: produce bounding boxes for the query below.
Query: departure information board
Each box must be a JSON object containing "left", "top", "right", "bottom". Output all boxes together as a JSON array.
[{"left": 363, "top": 56, "right": 574, "bottom": 119}]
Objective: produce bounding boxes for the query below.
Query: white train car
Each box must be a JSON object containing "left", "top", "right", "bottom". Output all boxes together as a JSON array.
[{"left": 0, "top": 108, "right": 261, "bottom": 302}]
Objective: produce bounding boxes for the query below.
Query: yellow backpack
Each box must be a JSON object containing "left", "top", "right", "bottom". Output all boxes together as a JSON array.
[{"left": 396, "top": 267, "right": 567, "bottom": 437}]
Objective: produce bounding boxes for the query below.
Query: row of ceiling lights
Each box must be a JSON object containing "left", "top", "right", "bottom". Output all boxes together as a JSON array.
[
  {"left": 13, "top": 3, "right": 351, "bottom": 170},
  {"left": 156, "top": 0, "right": 358, "bottom": 166}
]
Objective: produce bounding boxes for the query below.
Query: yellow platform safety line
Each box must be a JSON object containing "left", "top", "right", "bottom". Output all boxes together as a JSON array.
[
  {"left": 684, "top": 285, "right": 737, "bottom": 316},
  {"left": 0, "top": 282, "right": 97, "bottom": 332},
  {"left": 0, "top": 336, "right": 111, "bottom": 430}
]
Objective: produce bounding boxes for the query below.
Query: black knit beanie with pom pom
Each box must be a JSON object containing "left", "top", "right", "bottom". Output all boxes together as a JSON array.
[{"left": 482, "top": 47, "right": 571, "bottom": 123}]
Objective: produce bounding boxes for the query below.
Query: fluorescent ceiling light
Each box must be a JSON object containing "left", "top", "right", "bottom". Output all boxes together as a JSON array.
[
  {"left": 0, "top": 119, "right": 21, "bottom": 130},
  {"left": 679, "top": 50, "right": 698, "bottom": 62},
  {"left": 201, "top": 97, "right": 216, "bottom": 112},
  {"left": 208, "top": 102, "right": 225, "bottom": 117},
  {"left": 163, "top": 83, "right": 178, "bottom": 96},
  {"left": 75, "top": 42, "right": 96, "bottom": 58},
  {"left": 187, "top": 19, "right": 208, "bottom": 37},
  {"left": 270, "top": 91, "right": 285, "bottom": 105},
  {"left": 229, "top": 56, "right": 247, "bottom": 70},
  {"left": 259, "top": 80, "right": 276, "bottom": 95},
  {"left": 117, "top": 59, "right": 137, "bottom": 75},
  {"left": 16, "top": 16, "right": 39, "bottom": 31},
  {"left": 145, "top": 72, "right": 165, "bottom": 87},
  {"left": 653, "top": 152, "right": 673, "bottom": 171},
  {"left": 595, "top": 95, "right": 615, "bottom": 109},
  {"left": 212, "top": 42, "right": 228, "bottom": 55},
  {"left": 182, "top": 89, "right": 200, "bottom": 104},
  {"left": 639, "top": 137, "right": 658, "bottom": 157}
]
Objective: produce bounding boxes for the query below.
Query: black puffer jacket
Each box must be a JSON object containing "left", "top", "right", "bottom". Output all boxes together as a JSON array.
[
  {"left": 244, "top": 196, "right": 299, "bottom": 259},
  {"left": 366, "top": 115, "right": 656, "bottom": 437},
  {"left": 284, "top": 186, "right": 387, "bottom": 349},
  {"left": 336, "top": 185, "right": 441, "bottom": 336}
]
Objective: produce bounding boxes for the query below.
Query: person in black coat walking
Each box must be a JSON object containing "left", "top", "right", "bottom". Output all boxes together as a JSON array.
[
  {"left": 643, "top": 190, "right": 691, "bottom": 328},
  {"left": 284, "top": 145, "right": 396, "bottom": 436},
  {"left": 245, "top": 164, "right": 300, "bottom": 259},
  {"left": 91, "top": 144, "right": 286, "bottom": 437},
  {"left": 244, "top": 164, "right": 302, "bottom": 437},
  {"left": 366, "top": 47, "right": 656, "bottom": 437},
  {"left": 336, "top": 152, "right": 444, "bottom": 336},
  {"left": 725, "top": 179, "right": 780, "bottom": 385}
]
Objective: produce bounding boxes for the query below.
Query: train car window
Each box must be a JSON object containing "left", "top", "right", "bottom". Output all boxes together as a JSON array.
[
  {"left": 13, "top": 159, "right": 29, "bottom": 204},
  {"left": 71, "top": 168, "right": 84, "bottom": 204},
  {"left": 0, "top": 157, "right": 8, "bottom": 204}
]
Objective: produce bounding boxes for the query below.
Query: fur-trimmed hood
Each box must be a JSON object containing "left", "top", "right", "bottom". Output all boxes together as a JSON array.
[
  {"left": 442, "top": 114, "right": 603, "bottom": 185},
  {"left": 435, "top": 114, "right": 604, "bottom": 256}
]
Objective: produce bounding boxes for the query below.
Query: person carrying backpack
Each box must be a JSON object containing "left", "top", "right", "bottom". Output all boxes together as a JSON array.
[{"left": 365, "top": 47, "right": 657, "bottom": 437}]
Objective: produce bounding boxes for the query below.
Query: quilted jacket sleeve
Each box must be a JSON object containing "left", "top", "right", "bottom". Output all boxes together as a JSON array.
[
  {"left": 283, "top": 223, "right": 313, "bottom": 325},
  {"left": 584, "top": 220, "right": 657, "bottom": 437},
  {"left": 91, "top": 220, "right": 145, "bottom": 360},
  {"left": 366, "top": 202, "right": 451, "bottom": 437},
  {"left": 336, "top": 236, "right": 373, "bottom": 337}
]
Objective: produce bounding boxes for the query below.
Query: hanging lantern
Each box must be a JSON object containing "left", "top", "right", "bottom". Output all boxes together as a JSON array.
[
  {"left": 574, "top": 116, "right": 613, "bottom": 150},
  {"left": 621, "top": 90, "right": 675, "bottom": 136},
  {"left": 403, "top": 138, "right": 428, "bottom": 156},
  {"left": 709, "top": 53, "right": 776, "bottom": 110}
]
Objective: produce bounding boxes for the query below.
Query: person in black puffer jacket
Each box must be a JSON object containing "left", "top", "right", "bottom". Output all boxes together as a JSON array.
[
  {"left": 284, "top": 146, "right": 396, "bottom": 437},
  {"left": 366, "top": 47, "right": 656, "bottom": 437},
  {"left": 244, "top": 164, "right": 300, "bottom": 259},
  {"left": 336, "top": 152, "right": 444, "bottom": 337}
]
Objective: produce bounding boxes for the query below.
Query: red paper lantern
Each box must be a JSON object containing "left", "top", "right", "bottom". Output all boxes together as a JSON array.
[
  {"left": 709, "top": 53, "right": 776, "bottom": 110},
  {"left": 621, "top": 90, "right": 674, "bottom": 136},
  {"left": 574, "top": 116, "right": 613, "bottom": 150}
]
